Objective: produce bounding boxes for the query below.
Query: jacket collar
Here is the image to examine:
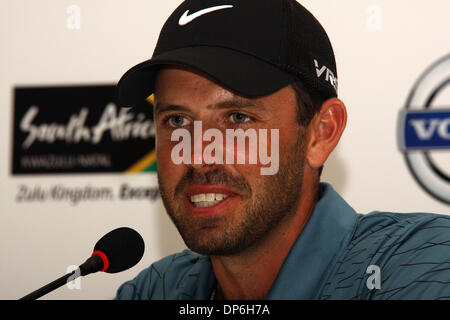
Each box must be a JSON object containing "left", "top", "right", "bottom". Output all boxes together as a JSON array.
[{"left": 266, "top": 183, "right": 359, "bottom": 299}]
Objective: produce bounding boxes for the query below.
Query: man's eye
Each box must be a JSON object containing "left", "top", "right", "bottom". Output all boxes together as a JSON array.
[
  {"left": 230, "top": 113, "right": 251, "bottom": 124},
  {"left": 167, "top": 115, "right": 190, "bottom": 127}
]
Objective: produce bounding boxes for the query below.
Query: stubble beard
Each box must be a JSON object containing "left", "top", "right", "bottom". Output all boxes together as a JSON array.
[{"left": 158, "top": 131, "right": 307, "bottom": 256}]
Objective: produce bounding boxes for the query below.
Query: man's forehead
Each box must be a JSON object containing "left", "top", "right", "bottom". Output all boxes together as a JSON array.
[
  {"left": 155, "top": 66, "right": 258, "bottom": 108},
  {"left": 153, "top": 65, "right": 298, "bottom": 116}
]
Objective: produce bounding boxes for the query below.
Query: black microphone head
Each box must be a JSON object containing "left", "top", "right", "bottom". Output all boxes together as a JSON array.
[{"left": 93, "top": 227, "right": 145, "bottom": 273}]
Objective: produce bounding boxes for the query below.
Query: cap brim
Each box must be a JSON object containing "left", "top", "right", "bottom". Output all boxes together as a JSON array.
[{"left": 116, "top": 46, "right": 296, "bottom": 107}]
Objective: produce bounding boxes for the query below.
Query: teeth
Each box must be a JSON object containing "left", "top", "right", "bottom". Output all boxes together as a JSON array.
[
  {"left": 190, "top": 193, "right": 228, "bottom": 207},
  {"left": 195, "top": 200, "right": 222, "bottom": 208},
  {"left": 192, "top": 194, "right": 205, "bottom": 202}
]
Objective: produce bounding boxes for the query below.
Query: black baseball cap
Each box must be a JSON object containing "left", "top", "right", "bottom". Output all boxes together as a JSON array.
[{"left": 116, "top": 0, "right": 338, "bottom": 107}]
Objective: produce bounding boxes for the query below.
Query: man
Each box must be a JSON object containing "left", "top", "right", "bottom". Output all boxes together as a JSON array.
[{"left": 114, "top": 0, "right": 450, "bottom": 300}]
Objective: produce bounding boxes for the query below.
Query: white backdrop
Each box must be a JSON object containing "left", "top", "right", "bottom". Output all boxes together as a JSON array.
[{"left": 0, "top": 0, "right": 449, "bottom": 300}]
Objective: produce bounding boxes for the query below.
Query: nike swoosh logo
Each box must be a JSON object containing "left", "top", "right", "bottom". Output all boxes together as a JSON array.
[{"left": 178, "top": 5, "right": 234, "bottom": 26}]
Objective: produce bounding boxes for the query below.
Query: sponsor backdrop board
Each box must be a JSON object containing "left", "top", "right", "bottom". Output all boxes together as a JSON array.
[
  {"left": 12, "top": 85, "right": 156, "bottom": 175},
  {"left": 0, "top": 0, "right": 449, "bottom": 299}
]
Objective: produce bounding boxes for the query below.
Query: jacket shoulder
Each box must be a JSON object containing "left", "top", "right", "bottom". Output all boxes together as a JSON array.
[
  {"left": 115, "top": 249, "right": 213, "bottom": 300},
  {"left": 321, "top": 211, "right": 450, "bottom": 299}
]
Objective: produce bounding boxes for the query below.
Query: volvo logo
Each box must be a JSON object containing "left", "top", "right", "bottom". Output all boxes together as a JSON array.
[{"left": 398, "top": 55, "right": 450, "bottom": 204}]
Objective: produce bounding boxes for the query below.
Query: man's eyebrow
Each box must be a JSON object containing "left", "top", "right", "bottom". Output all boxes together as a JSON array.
[
  {"left": 210, "top": 98, "right": 261, "bottom": 110},
  {"left": 154, "top": 98, "right": 263, "bottom": 114}
]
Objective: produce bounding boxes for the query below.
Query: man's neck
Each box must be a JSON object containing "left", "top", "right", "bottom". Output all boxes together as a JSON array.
[{"left": 210, "top": 183, "right": 318, "bottom": 300}]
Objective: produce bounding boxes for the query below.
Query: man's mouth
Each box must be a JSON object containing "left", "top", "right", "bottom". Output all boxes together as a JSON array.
[
  {"left": 184, "top": 185, "right": 238, "bottom": 213},
  {"left": 189, "top": 193, "right": 229, "bottom": 208}
]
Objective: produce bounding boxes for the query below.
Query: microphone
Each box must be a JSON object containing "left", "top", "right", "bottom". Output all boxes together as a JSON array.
[{"left": 19, "top": 227, "right": 145, "bottom": 300}]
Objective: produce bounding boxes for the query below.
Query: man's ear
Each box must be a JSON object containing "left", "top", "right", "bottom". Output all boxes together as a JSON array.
[{"left": 305, "top": 98, "right": 347, "bottom": 169}]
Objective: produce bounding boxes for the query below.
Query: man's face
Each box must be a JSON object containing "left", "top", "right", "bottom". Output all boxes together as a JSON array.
[{"left": 154, "top": 66, "right": 308, "bottom": 256}]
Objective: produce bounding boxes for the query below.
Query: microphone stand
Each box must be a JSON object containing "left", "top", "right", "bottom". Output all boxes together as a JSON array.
[
  {"left": 19, "top": 254, "right": 103, "bottom": 300},
  {"left": 19, "top": 271, "right": 77, "bottom": 300}
]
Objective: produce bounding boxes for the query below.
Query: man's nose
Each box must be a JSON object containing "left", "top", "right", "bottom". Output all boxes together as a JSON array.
[{"left": 189, "top": 120, "right": 224, "bottom": 169}]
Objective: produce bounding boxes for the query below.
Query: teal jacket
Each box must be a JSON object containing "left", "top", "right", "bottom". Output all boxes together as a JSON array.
[{"left": 115, "top": 183, "right": 450, "bottom": 300}]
